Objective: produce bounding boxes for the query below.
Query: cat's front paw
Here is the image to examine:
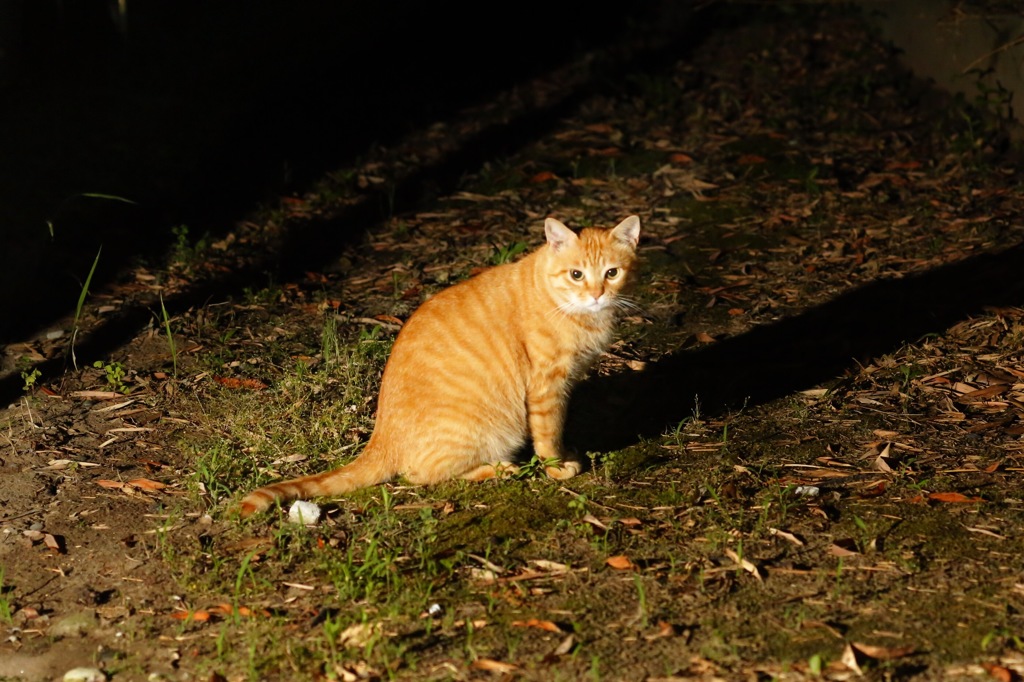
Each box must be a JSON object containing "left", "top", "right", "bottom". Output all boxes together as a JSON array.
[{"left": 544, "top": 459, "right": 581, "bottom": 480}]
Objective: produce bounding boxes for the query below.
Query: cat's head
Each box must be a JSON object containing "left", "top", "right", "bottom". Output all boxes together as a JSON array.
[{"left": 544, "top": 215, "right": 641, "bottom": 316}]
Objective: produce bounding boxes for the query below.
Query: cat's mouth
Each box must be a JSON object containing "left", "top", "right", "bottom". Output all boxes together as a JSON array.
[{"left": 575, "top": 298, "right": 609, "bottom": 314}]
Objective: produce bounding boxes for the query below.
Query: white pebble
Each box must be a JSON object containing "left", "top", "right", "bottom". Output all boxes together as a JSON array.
[
  {"left": 63, "top": 668, "right": 106, "bottom": 682},
  {"left": 793, "top": 485, "right": 820, "bottom": 497},
  {"left": 288, "top": 500, "right": 321, "bottom": 525}
]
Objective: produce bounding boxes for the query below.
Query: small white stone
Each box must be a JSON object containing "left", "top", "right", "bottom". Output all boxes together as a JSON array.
[
  {"left": 288, "top": 500, "right": 321, "bottom": 525},
  {"left": 793, "top": 485, "right": 820, "bottom": 497},
  {"left": 63, "top": 667, "right": 106, "bottom": 682}
]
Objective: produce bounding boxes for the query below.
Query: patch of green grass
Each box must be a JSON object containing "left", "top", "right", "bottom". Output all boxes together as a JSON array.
[
  {"left": 20, "top": 367, "right": 41, "bottom": 392},
  {"left": 0, "top": 567, "right": 13, "bottom": 624},
  {"left": 68, "top": 246, "right": 102, "bottom": 370},
  {"left": 242, "top": 283, "right": 284, "bottom": 306},
  {"left": 592, "top": 443, "right": 664, "bottom": 482},
  {"left": 186, "top": 316, "right": 390, "bottom": 512},
  {"left": 170, "top": 224, "right": 210, "bottom": 269},
  {"left": 93, "top": 359, "right": 132, "bottom": 394},
  {"left": 155, "top": 291, "right": 179, "bottom": 376},
  {"left": 490, "top": 240, "right": 528, "bottom": 265}
]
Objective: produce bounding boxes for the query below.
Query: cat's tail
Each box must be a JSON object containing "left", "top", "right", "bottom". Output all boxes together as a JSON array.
[{"left": 238, "top": 444, "right": 392, "bottom": 517}]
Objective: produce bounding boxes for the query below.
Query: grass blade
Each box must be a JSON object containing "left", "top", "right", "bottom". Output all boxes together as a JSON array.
[{"left": 69, "top": 246, "right": 102, "bottom": 370}]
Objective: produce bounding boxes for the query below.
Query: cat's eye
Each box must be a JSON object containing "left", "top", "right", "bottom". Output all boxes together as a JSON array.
[
  {"left": 605, "top": 268, "right": 619, "bottom": 279},
  {"left": 570, "top": 269, "right": 584, "bottom": 281}
]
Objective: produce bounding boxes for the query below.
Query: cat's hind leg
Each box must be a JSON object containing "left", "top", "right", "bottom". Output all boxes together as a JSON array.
[{"left": 460, "top": 462, "right": 520, "bottom": 481}]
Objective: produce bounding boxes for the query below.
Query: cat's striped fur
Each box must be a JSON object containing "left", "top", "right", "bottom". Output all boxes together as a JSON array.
[{"left": 239, "top": 215, "right": 641, "bottom": 516}]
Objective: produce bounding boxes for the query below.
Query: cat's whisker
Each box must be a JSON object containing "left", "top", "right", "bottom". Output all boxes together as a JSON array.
[
  {"left": 544, "top": 300, "right": 575, "bottom": 322},
  {"left": 614, "top": 297, "right": 643, "bottom": 313}
]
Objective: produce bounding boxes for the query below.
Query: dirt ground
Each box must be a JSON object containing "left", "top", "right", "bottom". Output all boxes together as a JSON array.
[{"left": 3, "top": 5, "right": 1024, "bottom": 682}]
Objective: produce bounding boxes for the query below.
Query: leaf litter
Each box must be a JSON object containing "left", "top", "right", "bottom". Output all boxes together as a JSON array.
[{"left": 2, "top": 4, "right": 1024, "bottom": 681}]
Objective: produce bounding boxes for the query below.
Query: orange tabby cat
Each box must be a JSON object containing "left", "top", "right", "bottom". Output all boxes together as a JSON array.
[{"left": 239, "top": 215, "right": 641, "bottom": 516}]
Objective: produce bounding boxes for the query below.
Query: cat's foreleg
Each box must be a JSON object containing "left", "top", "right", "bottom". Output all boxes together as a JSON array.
[
  {"left": 526, "top": 377, "right": 580, "bottom": 480},
  {"left": 459, "top": 462, "right": 520, "bottom": 481}
]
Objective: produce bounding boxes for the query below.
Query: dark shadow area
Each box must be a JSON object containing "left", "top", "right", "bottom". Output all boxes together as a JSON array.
[
  {"left": 0, "top": 0, "right": 715, "bottom": 403},
  {"left": 566, "top": 241, "right": 1024, "bottom": 452},
  {"left": 0, "top": 0, "right": 692, "bottom": 346}
]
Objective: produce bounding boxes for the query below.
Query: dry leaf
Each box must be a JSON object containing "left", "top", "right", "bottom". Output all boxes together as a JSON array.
[
  {"left": 958, "top": 385, "right": 1009, "bottom": 401},
  {"left": 71, "top": 390, "right": 123, "bottom": 400},
  {"left": 859, "top": 481, "right": 888, "bottom": 499},
  {"left": 552, "top": 633, "right": 576, "bottom": 656},
  {"left": 96, "top": 479, "right": 125, "bottom": 490},
  {"left": 373, "top": 314, "right": 404, "bottom": 327},
  {"left": 981, "top": 662, "right": 1014, "bottom": 682},
  {"left": 644, "top": 620, "right": 678, "bottom": 641},
  {"left": 841, "top": 642, "right": 863, "bottom": 674},
  {"left": 530, "top": 559, "right": 570, "bottom": 572},
  {"left": 885, "top": 160, "right": 922, "bottom": 170},
  {"left": 965, "top": 526, "right": 1005, "bottom": 539},
  {"left": 769, "top": 527, "right": 805, "bottom": 547},
  {"left": 127, "top": 478, "right": 167, "bottom": 491},
  {"left": 469, "top": 568, "right": 499, "bottom": 583},
  {"left": 468, "top": 554, "right": 506, "bottom": 575},
  {"left": 800, "top": 620, "right": 844, "bottom": 639},
  {"left": 723, "top": 548, "right": 762, "bottom": 582},
  {"left": 332, "top": 661, "right": 381, "bottom": 682},
  {"left": 529, "top": 171, "right": 557, "bottom": 183},
  {"left": 511, "top": 618, "right": 563, "bottom": 633},
  {"left": 928, "top": 491, "right": 984, "bottom": 503},
  {"left": 170, "top": 609, "right": 211, "bottom": 622},
  {"left": 45, "top": 459, "right": 100, "bottom": 469},
  {"left": 828, "top": 539, "right": 860, "bottom": 557},
  {"left": 275, "top": 453, "right": 308, "bottom": 464},
  {"left": 338, "top": 622, "right": 381, "bottom": 648},
  {"left": 471, "top": 658, "right": 518, "bottom": 674},
  {"left": 43, "top": 533, "right": 64, "bottom": 554},
  {"left": 581, "top": 513, "right": 609, "bottom": 532},
  {"left": 606, "top": 555, "right": 634, "bottom": 570},
  {"left": 874, "top": 442, "right": 895, "bottom": 472},
  {"left": 851, "top": 642, "right": 916, "bottom": 659}
]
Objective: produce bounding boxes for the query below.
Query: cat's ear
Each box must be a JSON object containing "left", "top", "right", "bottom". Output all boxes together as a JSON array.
[
  {"left": 545, "top": 217, "right": 578, "bottom": 253},
  {"left": 611, "top": 215, "right": 641, "bottom": 250}
]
